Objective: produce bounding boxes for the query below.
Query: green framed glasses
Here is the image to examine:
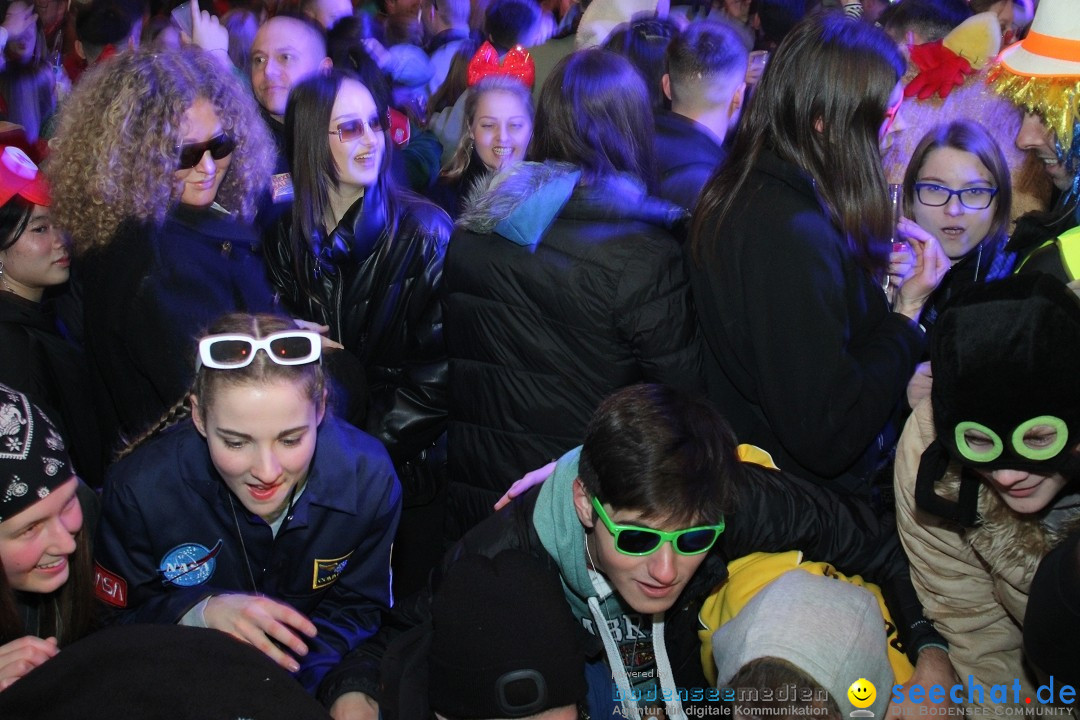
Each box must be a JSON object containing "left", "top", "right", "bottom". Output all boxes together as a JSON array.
[{"left": 590, "top": 497, "right": 724, "bottom": 556}]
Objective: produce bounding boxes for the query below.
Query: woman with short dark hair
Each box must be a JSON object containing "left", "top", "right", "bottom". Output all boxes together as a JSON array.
[
  {"left": 688, "top": 12, "right": 949, "bottom": 494},
  {"left": 0, "top": 147, "right": 104, "bottom": 487}
]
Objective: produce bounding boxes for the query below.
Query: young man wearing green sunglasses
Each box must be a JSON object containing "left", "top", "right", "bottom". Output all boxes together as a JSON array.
[{"left": 323, "top": 384, "right": 949, "bottom": 720}]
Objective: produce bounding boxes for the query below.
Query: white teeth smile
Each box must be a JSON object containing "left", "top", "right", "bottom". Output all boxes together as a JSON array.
[
  {"left": 37, "top": 559, "right": 63, "bottom": 569},
  {"left": 492, "top": 147, "right": 512, "bottom": 156}
]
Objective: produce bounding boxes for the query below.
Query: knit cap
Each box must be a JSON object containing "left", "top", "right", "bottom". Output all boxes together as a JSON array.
[
  {"left": 713, "top": 569, "right": 894, "bottom": 717},
  {"left": 0, "top": 383, "right": 74, "bottom": 524}
]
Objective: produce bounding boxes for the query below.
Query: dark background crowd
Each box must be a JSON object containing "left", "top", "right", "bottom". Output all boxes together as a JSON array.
[{"left": 1, "top": 0, "right": 1080, "bottom": 717}]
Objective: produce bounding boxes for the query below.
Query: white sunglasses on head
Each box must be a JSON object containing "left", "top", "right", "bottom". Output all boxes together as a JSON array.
[{"left": 197, "top": 331, "right": 322, "bottom": 370}]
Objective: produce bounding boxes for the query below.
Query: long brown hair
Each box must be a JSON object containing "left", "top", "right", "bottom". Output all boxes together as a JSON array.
[
  {"left": 47, "top": 47, "right": 274, "bottom": 253},
  {"left": 691, "top": 12, "right": 904, "bottom": 279},
  {"left": 440, "top": 74, "right": 534, "bottom": 182}
]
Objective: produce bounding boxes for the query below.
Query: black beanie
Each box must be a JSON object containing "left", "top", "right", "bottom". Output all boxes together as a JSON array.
[
  {"left": 0, "top": 383, "right": 75, "bottom": 524},
  {"left": 427, "top": 550, "right": 587, "bottom": 719},
  {"left": 916, "top": 274, "right": 1080, "bottom": 523},
  {"left": 930, "top": 273, "right": 1080, "bottom": 474}
]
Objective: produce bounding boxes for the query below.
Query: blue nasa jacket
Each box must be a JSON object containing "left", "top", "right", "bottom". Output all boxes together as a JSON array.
[{"left": 93, "top": 415, "right": 401, "bottom": 696}]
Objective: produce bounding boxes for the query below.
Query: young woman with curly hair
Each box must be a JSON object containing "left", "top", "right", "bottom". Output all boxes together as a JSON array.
[{"left": 46, "top": 46, "right": 277, "bottom": 451}]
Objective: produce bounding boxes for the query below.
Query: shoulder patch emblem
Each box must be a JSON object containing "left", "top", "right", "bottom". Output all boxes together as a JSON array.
[
  {"left": 313, "top": 552, "right": 353, "bottom": 590},
  {"left": 159, "top": 540, "right": 222, "bottom": 587},
  {"left": 94, "top": 562, "right": 128, "bottom": 608}
]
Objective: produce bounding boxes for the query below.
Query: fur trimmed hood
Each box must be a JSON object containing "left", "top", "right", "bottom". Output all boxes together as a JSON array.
[
  {"left": 936, "top": 467, "right": 1080, "bottom": 580},
  {"left": 456, "top": 160, "right": 687, "bottom": 246}
]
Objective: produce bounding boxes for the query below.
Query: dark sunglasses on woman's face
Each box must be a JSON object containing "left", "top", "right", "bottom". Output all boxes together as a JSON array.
[
  {"left": 329, "top": 115, "right": 386, "bottom": 143},
  {"left": 175, "top": 133, "right": 237, "bottom": 171}
]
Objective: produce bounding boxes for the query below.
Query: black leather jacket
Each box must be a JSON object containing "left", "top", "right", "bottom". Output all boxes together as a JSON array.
[{"left": 264, "top": 185, "right": 452, "bottom": 503}]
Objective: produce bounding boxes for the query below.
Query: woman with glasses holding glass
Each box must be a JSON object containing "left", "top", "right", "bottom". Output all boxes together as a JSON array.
[
  {"left": 264, "top": 70, "right": 450, "bottom": 597},
  {"left": 95, "top": 312, "right": 400, "bottom": 697},
  {"left": 45, "top": 47, "right": 277, "bottom": 450},
  {"left": 901, "top": 120, "right": 1016, "bottom": 338}
]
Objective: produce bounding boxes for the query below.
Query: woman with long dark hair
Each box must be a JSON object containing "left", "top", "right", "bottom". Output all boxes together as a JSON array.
[
  {"left": 688, "top": 12, "right": 948, "bottom": 494},
  {"left": 444, "top": 48, "right": 703, "bottom": 538},
  {"left": 0, "top": 147, "right": 103, "bottom": 487},
  {"left": 0, "top": 1, "right": 57, "bottom": 145},
  {"left": 263, "top": 69, "right": 451, "bottom": 596}
]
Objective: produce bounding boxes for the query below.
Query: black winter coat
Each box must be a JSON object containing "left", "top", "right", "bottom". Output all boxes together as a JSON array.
[
  {"left": 444, "top": 161, "right": 706, "bottom": 538},
  {"left": 654, "top": 110, "right": 727, "bottom": 212},
  {"left": 80, "top": 205, "right": 279, "bottom": 449},
  {"left": 264, "top": 185, "right": 451, "bottom": 503},
  {"left": 688, "top": 151, "right": 925, "bottom": 493},
  {"left": 0, "top": 292, "right": 105, "bottom": 486}
]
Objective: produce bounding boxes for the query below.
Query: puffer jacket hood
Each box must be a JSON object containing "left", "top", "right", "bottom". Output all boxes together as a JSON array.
[{"left": 458, "top": 160, "right": 688, "bottom": 245}]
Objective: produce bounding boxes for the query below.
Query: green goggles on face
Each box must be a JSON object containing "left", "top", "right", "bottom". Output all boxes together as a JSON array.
[{"left": 590, "top": 496, "right": 724, "bottom": 556}]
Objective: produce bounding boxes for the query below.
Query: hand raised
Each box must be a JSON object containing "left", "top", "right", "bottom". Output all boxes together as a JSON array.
[{"left": 893, "top": 217, "right": 950, "bottom": 322}]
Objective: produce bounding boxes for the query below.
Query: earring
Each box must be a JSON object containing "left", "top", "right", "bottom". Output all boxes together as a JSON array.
[{"left": 0, "top": 258, "right": 12, "bottom": 293}]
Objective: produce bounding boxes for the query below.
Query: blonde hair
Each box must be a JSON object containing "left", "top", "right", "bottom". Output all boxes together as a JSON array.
[
  {"left": 47, "top": 47, "right": 274, "bottom": 254},
  {"left": 439, "top": 74, "right": 533, "bottom": 182}
]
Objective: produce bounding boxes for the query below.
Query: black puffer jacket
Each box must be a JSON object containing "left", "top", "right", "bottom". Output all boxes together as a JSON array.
[
  {"left": 444, "top": 161, "right": 706, "bottom": 538},
  {"left": 264, "top": 184, "right": 452, "bottom": 502}
]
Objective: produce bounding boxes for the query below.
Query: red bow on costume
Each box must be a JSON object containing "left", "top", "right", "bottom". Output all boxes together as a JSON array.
[
  {"left": 466, "top": 42, "right": 535, "bottom": 89},
  {"left": 904, "top": 40, "right": 975, "bottom": 100}
]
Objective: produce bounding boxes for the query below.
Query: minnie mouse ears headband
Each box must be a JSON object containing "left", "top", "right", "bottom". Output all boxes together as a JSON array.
[
  {"left": 466, "top": 42, "right": 535, "bottom": 89},
  {"left": 0, "top": 146, "right": 50, "bottom": 208}
]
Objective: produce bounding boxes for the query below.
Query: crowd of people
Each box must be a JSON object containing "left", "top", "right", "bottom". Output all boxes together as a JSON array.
[{"left": 0, "top": 0, "right": 1078, "bottom": 717}]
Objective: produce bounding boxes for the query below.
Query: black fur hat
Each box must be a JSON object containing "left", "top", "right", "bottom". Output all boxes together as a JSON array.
[{"left": 915, "top": 274, "right": 1080, "bottom": 523}]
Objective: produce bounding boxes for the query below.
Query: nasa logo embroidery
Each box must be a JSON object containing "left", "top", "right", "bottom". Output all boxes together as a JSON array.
[
  {"left": 94, "top": 563, "right": 128, "bottom": 608},
  {"left": 312, "top": 552, "right": 352, "bottom": 590},
  {"left": 159, "top": 540, "right": 223, "bottom": 587}
]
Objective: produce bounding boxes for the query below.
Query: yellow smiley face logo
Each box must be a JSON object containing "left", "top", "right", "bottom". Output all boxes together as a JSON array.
[{"left": 847, "top": 678, "right": 876, "bottom": 709}]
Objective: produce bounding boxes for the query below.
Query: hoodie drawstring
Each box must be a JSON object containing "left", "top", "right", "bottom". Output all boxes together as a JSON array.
[
  {"left": 588, "top": 595, "right": 641, "bottom": 719},
  {"left": 586, "top": 596, "right": 688, "bottom": 719}
]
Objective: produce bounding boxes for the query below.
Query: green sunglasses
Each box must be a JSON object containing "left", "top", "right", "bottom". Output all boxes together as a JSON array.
[{"left": 590, "top": 497, "right": 724, "bottom": 556}]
